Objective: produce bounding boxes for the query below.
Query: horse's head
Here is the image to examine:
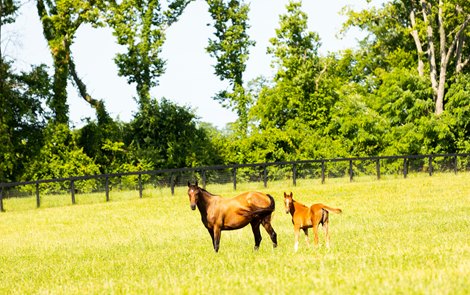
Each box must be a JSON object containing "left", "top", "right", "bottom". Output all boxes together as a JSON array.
[
  {"left": 187, "top": 181, "right": 201, "bottom": 210},
  {"left": 284, "top": 192, "right": 294, "bottom": 214}
]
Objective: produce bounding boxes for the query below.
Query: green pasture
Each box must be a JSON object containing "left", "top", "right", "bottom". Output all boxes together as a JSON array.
[{"left": 1, "top": 173, "right": 469, "bottom": 294}]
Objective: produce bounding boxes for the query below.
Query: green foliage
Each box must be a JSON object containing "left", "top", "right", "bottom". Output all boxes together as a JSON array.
[
  {"left": 0, "top": 61, "right": 49, "bottom": 182},
  {"left": 255, "top": 1, "right": 323, "bottom": 130},
  {"left": 328, "top": 94, "right": 387, "bottom": 157},
  {"left": 37, "top": 0, "right": 104, "bottom": 123},
  {"left": 2, "top": 0, "right": 470, "bottom": 186},
  {"left": 126, "top": 98, "right": 222, "bottom": 169},
  {"left": 107, "top": 0, "right": 192, "bottom": 106},
  {"left": 77, "top": 118, "right": 128, "bottom": 174},
  {"left": 23, "top": 123, "right": 100, "bottom": 193},
  {"left": 0, "top": 0, "right": 19, "bottom": 25},
  {"left": 444, "top": 73, "right": 470, "bottom": 153},
  {"left": 206, "top": 0, "right": 254, "bottom": 135}
]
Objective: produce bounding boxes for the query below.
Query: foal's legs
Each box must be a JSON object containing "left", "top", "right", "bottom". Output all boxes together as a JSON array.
[
  {"left": 323, "top": 220, "right": 330, "bottom": 248},
  {"left": 311, "top": 213, "right": 322, "bottom": 247},
  {"left": 250, "top": 220, "right": 263, "bottom": 250},
  {"left": 261, "top": 215, "right": 277, "bottom": 248},
  {"left": 293, "top": 225, "right": 301, "bottom": 252},
  {"left": 302, "top": 228, "right": 310, "bottom": 247}
]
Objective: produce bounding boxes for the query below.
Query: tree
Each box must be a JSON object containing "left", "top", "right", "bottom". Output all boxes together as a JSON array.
[
  {"left": 0, "top": 62, "right": 50, "bottom": 182},
  {"left": 206, "top": 0, "right": 254, "bottom": 136},
  {"left": 253, "top": 1, "right": 324, "bottom": 130},
  {"left": 344, "top": 0, "right": 470, "bottom": 115},
  {"left": 1, "top": 2, "right": 50, "bottom": 182},
  {"left": 23, "top": 123, "right": 101, "bottom": 193},
  {"left": 37, "top": 0, "right": 107, "bottom": 123},
  {"left": 126, "top": 98, "right": 221, "bottom": 169},
  {"left": 0, "top": 0, "right": 19, "bottom": 62},
  {"left": 107, "top": 0, "right": 192, "bottom": 109}
]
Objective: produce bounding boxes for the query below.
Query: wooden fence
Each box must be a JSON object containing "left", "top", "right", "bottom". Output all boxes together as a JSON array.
[{"left": 1, "top": 153, "right": 469, "bottom": 212}]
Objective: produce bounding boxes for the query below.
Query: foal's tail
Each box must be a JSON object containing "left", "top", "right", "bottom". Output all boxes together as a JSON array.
[{"left": 320, "top": 204, "right": 342, "bottom": 214}]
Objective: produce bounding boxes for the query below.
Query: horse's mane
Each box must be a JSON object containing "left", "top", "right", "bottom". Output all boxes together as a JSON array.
[
  {"left": 293, "top": 200, "right": 309, "bottom": 209},
  {"left": 198, "top": 187, "right": 219, "bottom": 198}
]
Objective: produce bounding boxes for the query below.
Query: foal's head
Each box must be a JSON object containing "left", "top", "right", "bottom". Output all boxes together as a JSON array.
[
  {"left": 284, "top": 192, "right": 294, "bottom": 214},
  {"left": 187, "top": 181, "right": 201, "bottom": 210}
]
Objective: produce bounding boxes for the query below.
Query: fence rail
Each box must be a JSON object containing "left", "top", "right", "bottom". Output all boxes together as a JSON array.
[{"left": 1, "top": 153, "right": 469, "bottom": 212}]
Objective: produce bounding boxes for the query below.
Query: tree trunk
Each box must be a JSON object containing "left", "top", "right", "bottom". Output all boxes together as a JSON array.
[{"left": 51, "top": 45, "right": 70, "bottom": 124}]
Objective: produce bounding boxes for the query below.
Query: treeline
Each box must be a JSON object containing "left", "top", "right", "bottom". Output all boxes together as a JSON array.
[{"left": 1, "top": 0, "right": 469, "bottom": 184}]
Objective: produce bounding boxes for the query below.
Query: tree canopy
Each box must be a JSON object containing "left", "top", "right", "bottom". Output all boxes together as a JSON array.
[{"left": 1, "top": 0, "right": 469, "bottom": 184}]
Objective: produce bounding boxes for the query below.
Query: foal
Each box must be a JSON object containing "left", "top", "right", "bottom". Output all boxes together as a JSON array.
[{"left": 284, "top": 192, "right": 342, "bottom": 251}]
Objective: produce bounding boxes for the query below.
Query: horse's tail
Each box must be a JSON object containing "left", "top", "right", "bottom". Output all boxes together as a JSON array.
[
  {"left": 320, "top": 204, "right": 342, "bottom": 214},
  {"left": 244, "top": 194, "right": 275, "bottom": 218},
  {"left": 266, "top": 194, "right": 275, "bottom": 211}
]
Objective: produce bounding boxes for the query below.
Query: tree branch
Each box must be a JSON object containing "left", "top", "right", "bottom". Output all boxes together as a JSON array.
[
  {"left": 68, "top": 55, "right": 110, "bottom": 123},
  {"left": 409, "top": 3, "right": 424, "bottom": 76},
  {"left": 450, "top": 15, "right": 470, "bottom": 73},
  {"left": 420, "top": 0, "right": 438, "bottom": 94}
]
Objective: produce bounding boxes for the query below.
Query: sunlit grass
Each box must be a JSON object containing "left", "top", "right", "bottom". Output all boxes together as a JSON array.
[{"left": 0, "top": 173, "right": 469, "bottom": 294}]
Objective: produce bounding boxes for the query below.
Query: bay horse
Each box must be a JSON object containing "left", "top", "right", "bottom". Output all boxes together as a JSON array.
[
  {"left": 284, "top": 192, "right": 342, "bottom": 251},
  {"left": 187, "top": 182, "right": 277, "bottom": 252}
]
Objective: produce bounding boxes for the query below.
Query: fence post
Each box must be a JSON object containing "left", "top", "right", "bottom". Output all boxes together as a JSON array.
[
  {"left": 233, "top": 168, "right": 237, "bottom": 191},
  {"left": 170, "top": 174, "right": 175, "bottom": 196},
  {"left": 321, "top": 160, "right": 325, "bottom": 184},
  {"left": 138, "top": 174, "right": 143, "bottom": 198},
  {"left": 71, "top": 180, "right": 76, "bottom": 205},
  {"left": 263, "top": 165, "right": 267, "bottom": 188},
  {"left": 0, "top": 186, "right": 4, "bottom": 212},
  {"left": 36, "top": 181, "right": 40, "bottom": 208},
  {"left": 454, "top": 155, "right": 458, "bottom": 174},
  {"left": 105, "top": 176, "right": 110, "bottom": 202},
  {"left": 403, "top": 158, "right": 408, "bottom": 178},
  {"left": 202, "top": 170, "right": 206, "bottom": 189},
  {"left": 349, "top": 160, "right": 353, "bottom": 182},
  {"left": 428, "top": 156, "right": 433, "bottom": 176},
  {"left": 292, "top": 164, "right": 297, "bottom": 186},
  {"left": 376, "top": 158, "right": 381, "bottom": 180}
]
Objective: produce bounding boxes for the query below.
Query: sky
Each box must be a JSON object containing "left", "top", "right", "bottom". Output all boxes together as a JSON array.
[{"left": 3, "top": 0, "right": 385, "bottom": 129}]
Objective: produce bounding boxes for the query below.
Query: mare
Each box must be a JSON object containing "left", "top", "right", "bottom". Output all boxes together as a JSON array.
[
  {"left": 284, "top": 192, "right": 342, "bottom": 251},
  {"left": 187, "top": 182, "right": 277, "bottom": 252}
]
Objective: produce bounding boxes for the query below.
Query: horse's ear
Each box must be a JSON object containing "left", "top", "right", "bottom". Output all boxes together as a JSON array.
[
  {"left": 289, "top": 192, "right": 293, "bottom": 197},
  {"left": 188, "top": 181, "right": 191, "bottom": 187},
  {"left": 195, "top": 180, "right": 198, "bottom": 187},
  {"left": 284, "top": 192, "right": 287, "bottom": 198}
]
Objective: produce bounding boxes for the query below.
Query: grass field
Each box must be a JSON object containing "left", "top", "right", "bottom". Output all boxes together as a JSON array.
[{"left": 1, "top": 173, "right": 469, "bottom": 294}]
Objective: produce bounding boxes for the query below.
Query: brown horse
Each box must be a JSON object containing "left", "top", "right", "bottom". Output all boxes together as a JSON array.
[
  {"left": 284, "top": 192, "right": 342, "bottom": 251},
  {"left": 187, "top": 182, "right": 277, "bottom": 252}
]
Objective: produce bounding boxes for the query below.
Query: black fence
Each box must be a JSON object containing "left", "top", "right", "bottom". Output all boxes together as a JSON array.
[{"left": 1, "top": 153, "right": 469, "bottom": 212}]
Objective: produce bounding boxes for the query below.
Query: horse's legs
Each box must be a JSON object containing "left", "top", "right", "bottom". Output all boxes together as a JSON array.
[
  {"left": 302, "top": 228, "right": 310, "bottom": 247},
  {"left": 212, "top": 226, "right": 222, "bottom": 253},
  {"left": 250, "top": 220, "right": 263, "bottom": 250},
  {"left": 294, "top": 225, "right": 301, "bottom": 252},
  {"left": 261, "top": 215, "right": 277, "bottom": 248},
  {"left": 207, "top": 228, "right": 217, "bottom": 252}
]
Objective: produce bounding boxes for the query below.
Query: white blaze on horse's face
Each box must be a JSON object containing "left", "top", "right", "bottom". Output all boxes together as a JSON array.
[{"left": 285, "top": 199, "right": 290, "bottom": 214}]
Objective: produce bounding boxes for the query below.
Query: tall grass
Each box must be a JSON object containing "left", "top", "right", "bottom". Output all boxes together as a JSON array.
[{"left": 0, "top": 173, "right": 469, "bottom": 294}]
